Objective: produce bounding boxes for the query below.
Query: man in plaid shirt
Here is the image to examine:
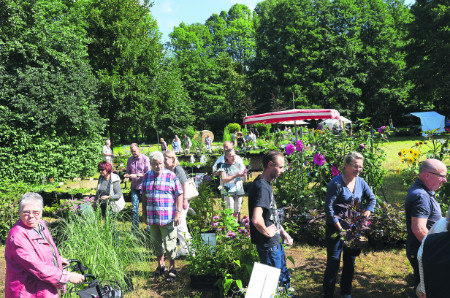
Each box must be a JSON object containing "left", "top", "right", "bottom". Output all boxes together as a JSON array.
[{"left": 141, "top": 151, "right": 183, "bottom": 282}]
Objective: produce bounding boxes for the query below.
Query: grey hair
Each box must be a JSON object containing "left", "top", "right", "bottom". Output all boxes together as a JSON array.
[
  {"left": 19, "top": 192, "right": 44, "bottom": 212},
  {"left": 150, "top": 151, "right": 164, "bottom": 163},
  {"left": 344, "top": 151, "right": 364, "bottom": 165},
  {"left": 130, "top": 143, "right": 139, "bottom": 149}
]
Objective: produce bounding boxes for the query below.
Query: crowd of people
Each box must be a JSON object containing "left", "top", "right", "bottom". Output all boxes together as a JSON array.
[{"left": 4, "top": 136, "right": 448, "bottom": 297}]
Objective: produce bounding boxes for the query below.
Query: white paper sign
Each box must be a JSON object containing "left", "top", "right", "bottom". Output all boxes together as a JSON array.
[{"left": 246, "top": 262, "right": 280, "bottom": 298}]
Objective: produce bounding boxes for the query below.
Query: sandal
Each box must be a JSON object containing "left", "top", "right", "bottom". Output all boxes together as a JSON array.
[
  {"left": 154, "top": 266, "right": 166, "bottom": 277},
  {"left": 166, "top": 268, "right": 178, "bottom": 282}
]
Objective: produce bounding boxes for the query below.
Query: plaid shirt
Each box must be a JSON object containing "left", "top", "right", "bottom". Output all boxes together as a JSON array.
[{"left": 141, "top": 168, "right": 183, "bottom": 225}]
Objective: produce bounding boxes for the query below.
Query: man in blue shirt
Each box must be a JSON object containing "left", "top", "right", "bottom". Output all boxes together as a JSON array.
[{"left": 405, "top": 158, "right": 447, "bottom": 292}]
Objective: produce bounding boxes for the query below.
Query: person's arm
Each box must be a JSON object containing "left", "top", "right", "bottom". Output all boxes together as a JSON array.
[
  {"left": 324, "top": 180, "right": 342, "bottom": 231},
  {"left": 221, "top": 170, "right": 245, "bottom": 183},
  {"left": 142, "top": 193, "right": 147, "bottom": 225},
  {"left": 280, "top": 226, "right": 293, "bottom": 246},
  {"left": 417, "top": 236, "right": 427, "bottom": 297},
  {"left": 174, "top": 194, "right": 183, "bottom": 226},
  {"left": 251, "top": 206, "right": 278, "bottom": 238},
  {"left": 9, "top": 231, "right": 84, "bottom": 286},
  {"left": 362, "top": 179, "right": 376, "bottom": 217},
  {"left": 412, "top": 217, "right": 429, "bottom": 242}
]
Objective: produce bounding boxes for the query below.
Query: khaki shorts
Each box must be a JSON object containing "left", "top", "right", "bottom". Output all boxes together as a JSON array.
[{"left": 149, "top": 221, "right": 177, "bottom": 260}]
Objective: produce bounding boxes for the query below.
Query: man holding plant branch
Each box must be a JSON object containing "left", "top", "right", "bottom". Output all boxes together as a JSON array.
[
  {"left": 141, "top": 151, "right": 183, "bottom": 283},
  {"left": 248, "top": 150, "right": 293, "bottom": 290}
]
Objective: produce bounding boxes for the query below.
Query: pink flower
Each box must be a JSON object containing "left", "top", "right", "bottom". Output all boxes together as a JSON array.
[
  {"left": 296, "top": 140, "right": 304, "bottom": 151},
  {"left": 285, "top": 144, "right": 295, "bottom": 155},
  {"left": 331, "top": 165, "right": 340, "bottom": 176},
  {"left": 314, "top": 153, "right": 326, "bottom": 166},
  {"left": 378, "top": 126, "right": 386, "bottom": 134},
  {"left": 359, "top": 143, "right": 365, "bottom": 150}
]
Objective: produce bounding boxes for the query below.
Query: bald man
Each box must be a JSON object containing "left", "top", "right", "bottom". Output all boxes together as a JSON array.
[{"left": 405, "top": 158, "right": 447, "bottom": 292}]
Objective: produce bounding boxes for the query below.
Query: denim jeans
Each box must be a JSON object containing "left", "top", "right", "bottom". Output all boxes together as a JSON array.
[
  {"left": 323, "top": 225, "right": 356, "bottom": 297},
  {"left": 257, "top": 243, "right": 291, "bottom": 289},
  {"left": 130, "top": 188, "right": 141, "bottom": 231}
]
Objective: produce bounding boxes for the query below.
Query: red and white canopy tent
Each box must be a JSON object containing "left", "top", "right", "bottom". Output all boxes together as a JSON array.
[
  {"left": 243, "top": 109, "right": 342, "bottom": 139},
  {"left": 243, "top": 109, "right": 340, "bottom": 125}
]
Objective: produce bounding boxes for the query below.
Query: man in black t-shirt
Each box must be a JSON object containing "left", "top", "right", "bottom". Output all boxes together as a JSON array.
[{"left": 248, "top": 150, "right": 293, "bottom": 290}]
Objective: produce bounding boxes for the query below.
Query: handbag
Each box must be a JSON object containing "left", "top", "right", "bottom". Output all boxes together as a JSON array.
[{"left": 184, "top": 178, "right": 199, "bottom": 200}]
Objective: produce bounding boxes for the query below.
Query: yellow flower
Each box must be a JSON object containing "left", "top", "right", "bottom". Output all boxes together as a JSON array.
[
  {"left": 408, "top": 157, "right": 414, "bottom": 164},
  {"left": 409, "top": 149, "right": 414, "bottom": 154},
  {"left": 419, "top": 141, "right": 424, "bottom": 145},
  {"left": 398, "top": 169, "right": 401, "bottom": 174},
  {"left": 416, "top": 142, "right": 420, "bottom": 146},
  {"left": 401, "top": 149, "right": 408, "bottom": 155},
  {"left": 398, "top": 151, "right": 402, "bottom": 157},
  {"left": 413, "top": 151, "right": 419, "bottom": 159}
]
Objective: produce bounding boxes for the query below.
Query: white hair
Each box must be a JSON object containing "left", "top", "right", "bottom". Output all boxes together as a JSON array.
[
  {"left": 19, "top": 192, "right": 44, "bottom": 212},
  {"left": 150, "top": 151, "right": 164, "bottom": 163}
]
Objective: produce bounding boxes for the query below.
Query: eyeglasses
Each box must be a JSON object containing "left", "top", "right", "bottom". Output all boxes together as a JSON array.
[
  {"left": 429, "top": 172, "right": 447, "bottom": 179},
  {"left": 22, "top": 210, "right": 41, "bottom": 216}
]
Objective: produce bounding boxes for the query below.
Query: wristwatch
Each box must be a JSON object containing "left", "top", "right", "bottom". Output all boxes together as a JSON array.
[{"left": 176, "top": 209, "right": 182, "bottom": 213}]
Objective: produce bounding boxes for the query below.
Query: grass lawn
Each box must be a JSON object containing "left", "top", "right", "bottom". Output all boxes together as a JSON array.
[{"left": 1, "top": 136, "right": 448, "bottom": 297}]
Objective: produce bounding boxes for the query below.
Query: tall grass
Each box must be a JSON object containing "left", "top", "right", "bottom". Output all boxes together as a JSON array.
[{"left": 55, "top": 207, "right": 152, "bottom": 296}]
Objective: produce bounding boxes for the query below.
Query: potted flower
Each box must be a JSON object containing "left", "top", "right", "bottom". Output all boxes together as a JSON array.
[{"left": 331, "top": 200, "right": 371, "bottom": 256}]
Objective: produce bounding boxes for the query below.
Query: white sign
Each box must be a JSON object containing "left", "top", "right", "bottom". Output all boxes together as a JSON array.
[{"left": 246, "top": 262, "right": 280, "bottom": 298}]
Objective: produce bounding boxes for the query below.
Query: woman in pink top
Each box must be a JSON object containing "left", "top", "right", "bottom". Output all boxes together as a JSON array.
[{"left": 5, "top": 192, "right": 84, "bottom": 297}]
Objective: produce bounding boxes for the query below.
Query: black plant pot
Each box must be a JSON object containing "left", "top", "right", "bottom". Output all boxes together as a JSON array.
[{"left": 190, "top": 274, "right": 220, "bottom": 290}]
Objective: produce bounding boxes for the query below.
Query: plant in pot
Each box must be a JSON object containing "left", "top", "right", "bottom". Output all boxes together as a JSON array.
[{"left": 187, "top": 207, "right": 259, "bottom": 296}]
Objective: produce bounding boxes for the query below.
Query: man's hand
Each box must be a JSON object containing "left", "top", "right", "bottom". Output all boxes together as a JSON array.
[
  {"left": 69, "top": 273, "right": 85, "bottom": 284},
  {"left": 100, "top": 195, "right": 109, "bottom": 201},
  {"left": 363, "top": 210, "right": 372, "bottom": 218},
  {"left": 266, "top": 224, "right": 278, "bottom": 238},
  {"left": 61, "top": 258, "right": 69, "bottom": 267},
  {"left": 280, "top": 229, "right": 293, "bottom": 246},
  {"left": 183, "top": 199, "right": 189, "bottom": 210}
]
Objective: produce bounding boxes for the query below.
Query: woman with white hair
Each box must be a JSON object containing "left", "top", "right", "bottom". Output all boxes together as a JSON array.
[
  {"left": 5, "top": 192, "right": 85, "bottom": 297},
  {"left": 164, "top": 150, "right": 192, "bottom": 257}
]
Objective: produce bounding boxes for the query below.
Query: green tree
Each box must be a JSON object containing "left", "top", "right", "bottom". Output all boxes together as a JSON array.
[
  {"left": 406, "top": 0, "right": 450, "bottom": 116},
  {"left": 251, "top": 0, "right": 411, "bottom": 124},
  {"left": 82, "top": 0, "right": 192, "bottom": 143},
  {"left": 0, "top": 0, "right": 104, "bottom": 182}
]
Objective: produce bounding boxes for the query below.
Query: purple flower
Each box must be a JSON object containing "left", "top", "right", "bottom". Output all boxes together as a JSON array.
[
  {"left": 331, "top": 165, "right": 340, "bottom": 176},
  {"left": 296, "top": 140, "right": 304, "bottom": 151},
  {"left": 213, "top": 215, "right": 220, "bottom": 221},
  {"left": 377, "top": 126, "right": 386, "bottom": 134},
  {"left": 313, "top": 153, "right": 326, "bottom": 166},
  {"left": 212, "top": 222, "right": 219, "bottom": 226},
  {"left": 203, "top": 175, "right": 212, "bottom": 182},
  {"left": 285, "top": 144, "right": 295, "bottom": 155},
  {"left": 226, "top": 231, "right": 236, "bottom": 238},
  {"left": 359, "top": 143, "right": 365, "bottom": 150}
]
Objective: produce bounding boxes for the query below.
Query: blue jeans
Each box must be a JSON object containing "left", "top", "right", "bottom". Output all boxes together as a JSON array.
[
  {"left": 130, "top": 189, "right": 141, "bottom": 231},
  {"left": 323, "top": 225, "right": 356, "bottom": 297},
  {"left": 257, "top": 243, "right": 291, "bottom": 289}
]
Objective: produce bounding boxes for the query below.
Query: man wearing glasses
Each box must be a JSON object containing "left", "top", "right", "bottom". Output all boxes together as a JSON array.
[{"left": 405, "top": 158, "right": 447, "bottom": 293}]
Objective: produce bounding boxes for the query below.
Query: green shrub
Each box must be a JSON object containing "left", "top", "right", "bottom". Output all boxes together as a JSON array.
[
  {"left": 367, "top": 202, "right": 407, "bottom": 248},
  {"left": 253, "top": 123, "right": 271, "bottom": 137},
  {"left": 223, "top": 125, "right": 231, "bottom": 142},
  {"left": 225, "top": 123, "right": 241, "bottom": 133}
]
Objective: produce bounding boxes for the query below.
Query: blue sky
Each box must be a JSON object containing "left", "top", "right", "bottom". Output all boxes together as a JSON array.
[{"left": 151, "top": 0, "right": 415, "bottom": 43}]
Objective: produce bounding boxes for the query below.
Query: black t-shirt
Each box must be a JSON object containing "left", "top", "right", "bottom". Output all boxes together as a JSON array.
[{"left": 248, "top": 175, "right": 280, "bottom": 247}]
